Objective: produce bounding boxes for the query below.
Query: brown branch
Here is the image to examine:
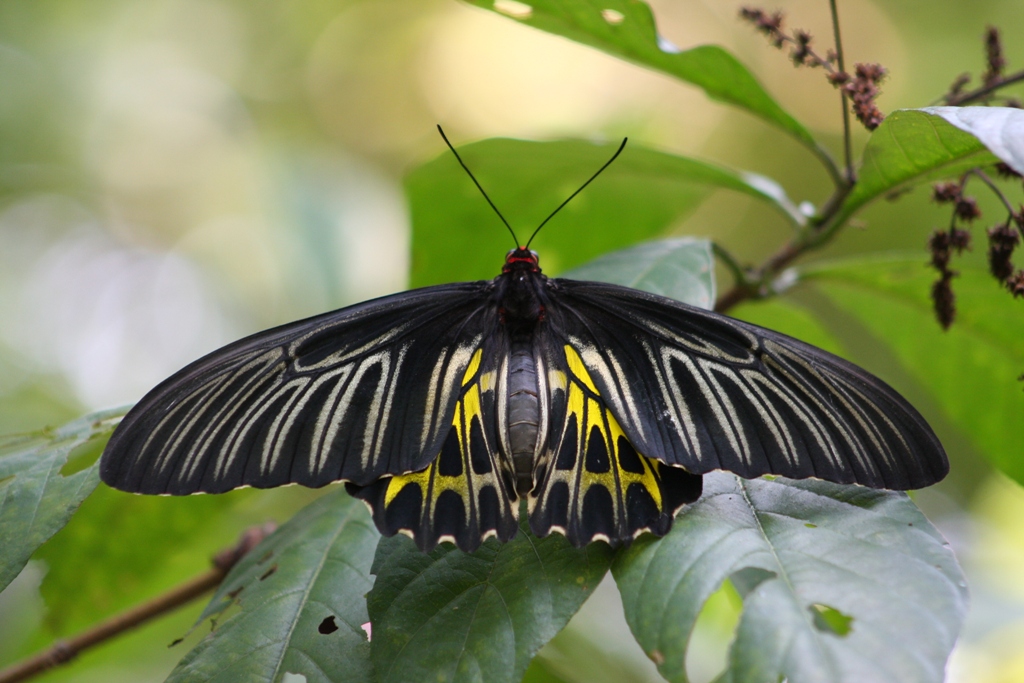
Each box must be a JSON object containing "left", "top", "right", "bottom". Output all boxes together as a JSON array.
[
  {"left": 715, "top": 182, "right": 853, "bottom": 313},
  {"left": 944, "top": 69, "right": 1024, "bottom": 105},
  {"left": 0, "top": 524, "right": 275, "bottom": 683}
]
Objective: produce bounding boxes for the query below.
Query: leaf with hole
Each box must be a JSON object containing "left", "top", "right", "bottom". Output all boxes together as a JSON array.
[
  {"left": 466, "top": 0, "right": 818, "bottom": 154},
  {"left": 613, "top": 472, "right": 966, "bottom": 683},
  {"left": 166, "top": 490, "right": 379, "bottom": 683}
]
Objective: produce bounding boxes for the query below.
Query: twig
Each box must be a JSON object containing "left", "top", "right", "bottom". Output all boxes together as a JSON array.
[
  {"left": 829, "top": 0, "right": 855, "bottom": 183},
  {"left": 944, "top": 69, "right": 1024, "bottom": 105},
  {"left": 714, "top": 181, "right": 853, "bottom": 313},
  {"left": 970, "top": 168, "right": 1017, "bottom": 215},
  {"left": 711, "top": 242, "right": 751, "bottom": 289},
  {"left": 0, "top": 524, "right": 275, "bottom": 683}
]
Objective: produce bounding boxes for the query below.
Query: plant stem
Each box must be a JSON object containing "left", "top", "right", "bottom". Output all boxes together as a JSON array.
[
  {"left": 712, "top": 242, "right": 750, "bottom": 287},
  {"left": 970, "top": 168, "right": 1017, "bottom": 215},
  {"left": 714, "top": 181, "right": 853, "bottom": 313},
  {"left": 829, "top": 0, "right": 855, "bottom": 183},
  {"left": 944, "top": 69, "right": 1024, "bottom": 105},
  {"left": 0, "top": 525, "right": 275, "bottom": 683}
]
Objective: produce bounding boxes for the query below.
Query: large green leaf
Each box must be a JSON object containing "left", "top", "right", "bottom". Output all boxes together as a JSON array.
[
  {"left": 835, "top": 109, "right": 1001, "bottom": 226},
  {"left": 367, "top": 518, "right": 614, "bottom": 683},
  {"left": 166, "top": 490, "right": 379, "bottom": 683},
  {"left": 563, "top": 237, "right": 715, "bottom": 309},
  {"left": 408, "top": 138, "right": 800, "bottom": 287},
  {"left": 804, "top": 255, "right": 1024, "bottom": 486},
  {"left": 0, "top": 407, "right": 124, "bottom": 593},
  {"left": 463, "top": 0, "right": 818, "bottom": 154},
  {"left": 921, "top": 106, "right": 1024, "bottom": 174},
  {"left": 614, "top": 472, "right": 966, "bottom": 683}
]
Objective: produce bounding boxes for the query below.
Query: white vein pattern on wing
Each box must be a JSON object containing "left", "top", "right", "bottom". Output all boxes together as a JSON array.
[
  {"left": 743, "top": 369, "right": 837, "bottom": 469},
  {"left": 290, "top": 322, "right": 410, "bottom": 371},
  {"left": 146, "top": 367, "right": 231, "bottom": 476},
  {"left": 419, "top": 347, "right": 449, "bottom": 451},
  {"left": 663, "top": 348, "right": 735, "bottom": 466},
  {"left": 767, "top": 342, "right": 885, "bottom": 475},
  {"left": 317, "top": 350, "right": 390, "bottom": 473},
  {"left": 204, "top": 362, "right": 351, "bottom": 482},
  {"left": 164, "top": 352, "right": 283, "bottom": 480},
  {"left": 185, "top": 368, "right": 304, "bottom": 482},
  {"left": 761, "top": 350, "right": 861, "bottom": 471},
  {"left": 828, "top": 373, "right": 905, "bottom": 476},
  {"left": 179, "top": 364, "right": 295, "bottom": 482},
  {"left": 207, "top": 363, "right": 339, "bottom": 480},
  {"left": 696, "top": 359, "right": 751, "bottom": 466},
  {"left": 654, "top": 343, "right": 702, "bottom": 463},
  {"left": 302, "top": 365, "right": 355, "bottom": 474},
  {"left": 257, "top": 375, "right": 315, "bottom": 476},
  {"left": 362, "top": 344, "right": 408, "bottom": 470},
  {"left": 737, "top": 368, "right": 799, "bottom": 467},
  {"left": 603, "top": 347, "right": 647, "bottom": 442},
  {"left": 641, "top": 318, "right": 756, "bottom": 363}
]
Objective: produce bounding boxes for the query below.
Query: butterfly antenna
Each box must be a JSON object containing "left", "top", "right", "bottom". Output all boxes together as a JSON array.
[
  {"left": 437, "top": 125, "right": 519, "bottom": 246},
  {"left": 525, "top": 137, "right": 627, "bottom": 249}
]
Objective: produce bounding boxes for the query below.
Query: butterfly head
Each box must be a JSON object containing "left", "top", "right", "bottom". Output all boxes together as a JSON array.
[{"left": 503, "top": 247, "right": 540, "bottom": 274}]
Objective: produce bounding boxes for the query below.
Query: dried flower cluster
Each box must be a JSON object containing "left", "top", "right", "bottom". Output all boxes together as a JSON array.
[
  {"left": 987, "top": 224, "right": 1020, "bottom": 282},
  {"left": 983, "top": 26, "right": 1006, "bottom": 86},
  {"left": 739, "top": 7, "right": 887, "bottom": 130},
  {"left": 943, "top": 25, "right": 1023, "bottom": 106},
  {"left": 840, "top": 64, "right": 887, "bottom": 130},
  {"left": 927, "top": 181, "right": 977, "bottom": 329}
]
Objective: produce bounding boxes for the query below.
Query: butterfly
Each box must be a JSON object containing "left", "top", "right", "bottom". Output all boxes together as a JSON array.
[{"left": 100, "top": 128, "right": 948, "bottom": 553}]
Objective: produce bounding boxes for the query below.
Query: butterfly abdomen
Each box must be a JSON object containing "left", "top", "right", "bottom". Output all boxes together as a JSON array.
[{"left": 506, "top": 340, "right": 540, "bottom": 496}]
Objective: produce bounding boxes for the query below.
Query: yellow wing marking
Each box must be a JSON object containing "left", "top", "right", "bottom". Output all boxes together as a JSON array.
[
  {"left": 544, "top": 344, "right": 664, "bottom": 525},
  {"left": 564, "top": 345, "right": 598, "bottom": 395},
  {"left": 564, "top": 382, "right": 662, "bottom": 510},
  {"left": 462, "top": 348, "right": 482, "bottom": 386}
]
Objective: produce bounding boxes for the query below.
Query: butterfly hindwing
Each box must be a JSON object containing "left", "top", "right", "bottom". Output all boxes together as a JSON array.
[
  {"left": 543, "top": 280, "right": 948, "bottom": 490},
  {"left": 530, "top": 341, "right": 702, "bottom": 547},
  {"left": 101, "top": 283, "right": 496, "bottom": 494},
  {"left": 348, "top": 344, "right": 519, "bottom": 552}
]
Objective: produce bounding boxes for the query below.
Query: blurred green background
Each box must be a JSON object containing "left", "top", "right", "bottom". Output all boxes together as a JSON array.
[{"left": 1, "top": 0, "right": 1023, "bottom": 681}]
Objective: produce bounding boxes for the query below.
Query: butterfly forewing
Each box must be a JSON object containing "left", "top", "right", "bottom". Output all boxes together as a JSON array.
[
  {"left": 544, "top": 280, "right": 948, "bottom": 490},
  {"left": 101, "top": 283, "right": 496, "bottom": 494}
]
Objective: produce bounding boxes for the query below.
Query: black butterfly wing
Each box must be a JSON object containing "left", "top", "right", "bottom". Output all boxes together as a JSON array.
[
  {"left": 101, "top": 282, "right": 500, "bottom": 495},
  {"left": 539, "top": 279, "right": 948, "bottom": 491},
  {"left": 530, "top": 333, "right": 702, "bottom": 547},
  {"left": 347, "top": 334, "right": 520, "bottom": 553}
]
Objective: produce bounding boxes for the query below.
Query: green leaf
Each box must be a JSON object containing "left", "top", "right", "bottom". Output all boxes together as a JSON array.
[
  {"left": 464, "top": 0, "right": 819, "bottom": 154},
  {"left": 409, "top": 138, "right": 800, "bottom": 287},
  {"left": 563, "top": 237, "right": 715, "bottom": 309},
  {"left": 835, "top": 109, "right": 1000, "bottom": 226},
  {"left": 166, "top": 490, "right": 379, "bottom": 683},
  {"left": 0, "top": 407, "right": 124, "bottom": 593},
  {"left": 804, "top": 255, "right": 1024, "bottom": 486},
  {"left": 920, "top": 106, "right": 1024, "bottom": 174},
  {"left": 613, "top": 472, "right": 967, "bottom": 683},
  {"left": 367, "top": 518, "right": 614, "bottom": 683}
]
